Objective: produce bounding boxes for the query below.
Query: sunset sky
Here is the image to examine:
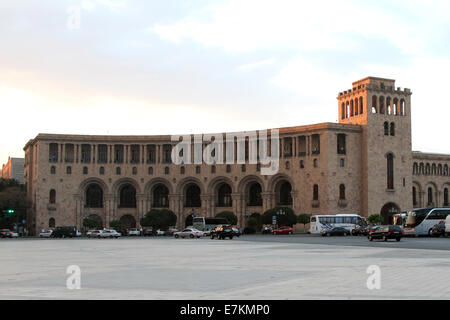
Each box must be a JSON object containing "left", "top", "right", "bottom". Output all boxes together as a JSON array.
[{"left": 2, "top": 0, "right": 450, "bottom": 164}]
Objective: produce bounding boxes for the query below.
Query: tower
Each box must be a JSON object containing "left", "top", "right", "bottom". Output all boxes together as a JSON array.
[{"left": 337, "top": 77, "right": 413, "bottom": 221}]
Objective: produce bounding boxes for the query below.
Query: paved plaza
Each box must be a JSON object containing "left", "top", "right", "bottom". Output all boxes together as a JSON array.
[{"left": 1, "top": 236, "right": 450, "bottom": 299}]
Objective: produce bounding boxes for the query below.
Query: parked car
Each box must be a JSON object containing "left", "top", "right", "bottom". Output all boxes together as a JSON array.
[
  {"left": 430, "top": 224, "right": 446, "bottom": 237},
  {"left": 367, "top": 225, "right": 380, "bottom": 233},
  {"left": 0, "top": 229, "right": 14, "bottom": 238},
  {"left": 87, "top": 230, "right": 103, "bottom": 238},
  {"left": 127, "top": 228, "right": 141, "bottom": 236},
  {"left": 50, "top": 226, "right": 78, "bottom": 238},
  {"left": 143, "top": 228, "right": 154, "bottom": 236},
  {"left": 232, "top": 226, "right": 241, "bottom": 237},
  {"left": 174, "top": 228, "right": 204, "bottom": 239},
  {"left": 39, "top": 229, "right": 53, "bottom": 238},
  {"left": 165, "top": 228, "right": 178, "bottom": 236},
  {"left": 321, "top": 227, "right": 351, "bottom": 237},
  {"left": 262, "top": 226, "right": 273, "bottom": 234},
  {"left": 102, "top": 229, "right": 121, "bottom": 238},
  {"left": 368, "top": 225, "right": 404, "bottom": 242},
  {"left": 210, "top": 225, "right": 234, "bottom": 239},
  {"left": 155, "top": 229, "right": 165, "bottom": 236},
  {"left": 445, "top": 215, "right": 450, "bottom": 237},
  {"left": 272, "top": 226, "right": 294, "bottom": 235}
]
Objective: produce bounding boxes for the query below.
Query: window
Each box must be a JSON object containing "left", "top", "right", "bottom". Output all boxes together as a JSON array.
[
  {"left": 298, "top": 136, "right": 306, "bottom": 156},
  {"left": 337, "top": 134, "right": 346, "bottom": 155},
  {"left": 180, "top": 166, "right": 185, "bottom": 174},
  {"left": 248, "top": 183, "right": 262, "bottom": 206},
  {"left": 148, "top": 166, "right": 153, "bottom": 175},
  {"left": 50, "top": 166, "right": 56, "bottom": 174},
  {"left": 185, "top": 184, "right": 201, "bottom": 207},
  {"left": 387, "top": 153, "right": 394, "bottom": 189},
  {"left": 66, "top": 166, "right": 72, "bottom": 174},
  {"left": 300, "top": 160, "right": 304, "bottom": 169},
  {"left": 132, "top": 167, "right": 137, "bottom": 175},
  {"left": 285, "top": 161, "right": 290, "bottom": 170},
  {"left": 444, "top": 188, "right": 449, "bottom": 207},
  {"left": 218, "top": 184, "right": 232, "bottom": 207},
  {"left": 226, "top": 165, "right": 231, "bottom": 173},
  {"left": 147, "top": 144, "right": 156, "bottom": 163},
  {"left": 49, "top": 143, "right": 58, "bottom": 162},
  {"left": 64, "top": 144, "right": 74, "bottom": 163},
  {"left": 130, "top": 145, "right": 140, "bottom": 164},
  {"left": 283, "top": 137, "right": 293, "bottom": 157},
  {"left": 339, "top": 184, "right": 345, "bottom": 200},
  {"left": 241, "top": 164, "right": 246, "bottom": 172},
  {"left": 119, "top": 184, "right": 136, "bottom": 208},
  {"left": 313, "top": 184, "right": 319, "bottom": 201},
  {"left": 85, "top": 184, "right": 103, "bottom": 208},
  {"left": 412, "top": 186, "right": 417, "bottom": 206},
  {"left": 164, "top": 167, "right": 169, "bottom": 175},
  {"left": 428, "top": 187, "right": 433, "bottom": 206},
  {"left": 384, "top": 122, "right": 389, "bottom": 136},
  {"left": 211, "top": 165, "right": 216, "bottom": 174},
  {"left": 313, "top": 159, "right": 318, "bottom": 168},
  {"left": 153, "top": 184, "right": 169, "bottom": 208},
  {"left": 312, "top": 134, "right": 320, "bottom": 154},
  {"left": 81, "top": 144, "right": 91, "bottom": 163},
  {"left": 116, "top": 167, "right": 121, "bottom": 175},
  {"left": 99, "top": 167, "right": 105, "bottom": 175},
  {"left": 49, "top": 189, "right": 56, "bottom": 204},
  {"left": 114, "top": 145, "right": 124, "bottom": 163},
  {"left": 49, "top": 218, "right": 55, "bottom": 228},
  {"left": 390, "top": 122, "right": 395, "bottom": 136},
  {"left": 195, "top": 166, "right": 201, "bottom": 174},
  {"left": 83, "top": 166, "right": 88, "bottom": 175},
  {"left": 340, "top": 159, "right": 345, "bottom": 168},
  {"left": 97, "top": 144, "right": 108, "bottom": 163},
  {"left": 163, "top": 144, "right": 172, "bottom": 163}
]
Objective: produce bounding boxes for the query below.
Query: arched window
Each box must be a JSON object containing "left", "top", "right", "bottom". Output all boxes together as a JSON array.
[
  {"left": 99, "top": 167, "right": 105, "bottom": 175},
  {"left": 164, "top": 167, "right": 169, "bottom": 174},
  {"left": 153, "top": 184, "right": 169, "bottom": 208},
  {"left": 85, "top": 184, "right": 103, "bottom": 208},
  {"left": 425, "top": 163, "right": 431, "bottom": 175},
  {"left": 185, "top": 184, "right": 201, "bottom": 207},
  {"left": 49, "top": 189, "right": 56, "bottom": 204},
  {"left": 444, "top": 188, "right": 449, "bottom": 207},
  {"left": 148, "top": 166, "right": 153, "bottom": 175},
  {"left": 393, "top": 98, "right": 399, "bottom": 115},
  {"left": 372, "top": 96, "right": 377, "bottom": 113},
  {"left": 116, "top": 167, "right": 121, "bottom": 175},
  {"left": 359, "top": 96, "right": 364, "bottom": 114},
  {"left": 66, "top": 166, "right": 72, "bottom": 174},
  {"left": 119, "top": 184, "right": 136, "bottom": 208},
  {"left": 350, "top": 100, "right": 354, "bottom": 117},
  {"left": 412, "top": 186, "right": 417, "bottom": 206},
  {"left": 387, "top": 153, "right": 394, "bottom": 189},
  {"left": 444, "top": 165, "right": 449, "bottom": 176},
  {"left": 432, "top": 164, "right": 436, "bottom": 176},
  {"left": 50, "top": 166, "right": 56, "bottom": 174},
  {"left": 413, "top": 163, "right": 418, "bottom": 175},
  {"left": 438, "top": 164, "right": 443, "bottom": 176},
  {"left": 354, "top": 98, "right": 359, "bottom": 116},
  {"left": 387, "top": 97, "right": 392, "bottom": 115},
  {"left": 278, "top": 181, "right": 292, "bottom": 205},
  {"left": 248, "top": 183, "right": 262, "bottom": 206},
  {"left": 217, "top": 184, "right": 232, "bottom": 207},
  {"left": 339, "top": 184, "right": 346, "bottom": 200},
  {"left": 400, "top": 99, "right": 406, "bottom": 115},
  {"left": 346, "top": 101, "right": 350, "bottom": 118},
  {"left": 427, "top": 187, "right": 433, "bottom": 206},
  {"left": 313, "top": 184, "right": 319, "bottom": 201},
  {"left": 390, "top": 122, "right": 395, "bottom": 136},
  {"left": 83, "top": 166, "right": 88, "bottom": 175},
  {"left": 195, "top": 166, "right": 200, "bottom": 174},
  {"left": 384, "top": 122, "right": 389, "bottom": 136},
  {"left": 341, "top": 103, "right": 345, "bottom": 120},
  {"left": 419, "top": 163, "right": 424, "bottom": 175},
  {"left": 49, "top": 218, "right": 55, "bottom": 228},
  {"left": 132, "top": 167, "right": 137, "bottom": 175},
  {"left": 379, "top": 96, "right": 385, "bottom": 114}
]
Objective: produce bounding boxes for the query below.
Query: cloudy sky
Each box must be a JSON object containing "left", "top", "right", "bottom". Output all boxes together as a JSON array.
[{"left": 1, "top": 0, "right": 450, "bottom": 164}]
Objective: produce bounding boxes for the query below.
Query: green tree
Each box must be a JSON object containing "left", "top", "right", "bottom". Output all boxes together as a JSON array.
[
  {"left": 246, "top": 217, "right": 258, "bottom": 234},
  {"left": 262, "top": 207, "right": 297, "bottom": 227},
  {"left": 83, "top": 217, "right": 101, "bottom": 230},
  {"left": 297, "top": 213, "right": 311, "bottom": 231},
  {"left": 215, "top": 211, "right": 238, "bottom": 225},
  {"left": 109, "top": 220, "right": 122, "bottom": 231},
  {"left": 368, "top": 214, "right": 384, "bottom": 225},
  {"left": 0, "top": 181, "right": 30, "bottom": 229},
  {"left": 141, "top": 209, "right": 177, "bottom": 230}
]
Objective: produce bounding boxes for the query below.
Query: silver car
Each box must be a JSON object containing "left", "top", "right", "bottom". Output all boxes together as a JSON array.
[{"left": 173, "top": 228, "right": 204, "bottom": 239}]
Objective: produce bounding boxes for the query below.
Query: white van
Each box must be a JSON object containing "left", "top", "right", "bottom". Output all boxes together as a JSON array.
[{"left": 445, "top": 215, "right": 450, "bottom": 236}]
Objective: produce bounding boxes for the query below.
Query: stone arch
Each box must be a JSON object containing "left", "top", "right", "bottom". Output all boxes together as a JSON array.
[
  {"left": 79, "top": 177, "right": 109, "bottom": 195},
  {"left": 425, "top": 182, "right": 438, "bottom": 207},
  {"left": 144, "top": 177, "right": 173, "bottom": 207},
  {"left": 268, "top": 174, "right": 294, "bottom": 206},
  {"left": 238, "top": 175, "right": 265, "bottom": 207},
  {"left": 207, "top": 176, "right": 235, "bottom": 207},
  {"left": 112, "top": 177, "right": 141, "bottom": 197},
  {"left": 380, "top": 202, "right": 400, "bottom": 225},
  {"left": 412, "top": 181, "right": 422, "bottom": 207},
  {"left": 176, "top": 176, "right": 205, "bottom": 195}
]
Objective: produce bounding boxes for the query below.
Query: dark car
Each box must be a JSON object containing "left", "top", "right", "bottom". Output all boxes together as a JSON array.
[
  {"left": 0, "top": 229, "right": 13, "bottom": 238},
  {"left": 143, "top": 228, "right": 154, "bottom": 236},
  {"left": 430, "top": 224, "right": 446, "bottom": 237},
  {"left": 321, "top": 227, "right": 351, "bottom": 237},
  {"left": 352, "top": 225, "right": 369, "bottom": 236},
  {"left": 210, "top": 225, "right": 234, "bottom": 239},
  {"left": 51, "top": 226, "right": 78, "bottom": 238},
  {"left": 368, "top": 225, "right": 404, "bottom": 242}
]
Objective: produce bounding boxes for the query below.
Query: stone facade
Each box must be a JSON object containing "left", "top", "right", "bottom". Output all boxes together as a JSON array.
[{"left": 23, "top": 77, "right": 450, "bottom": 234}]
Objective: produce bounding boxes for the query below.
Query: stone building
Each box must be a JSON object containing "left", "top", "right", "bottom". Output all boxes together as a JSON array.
[
  {"left": 2, "top": 157, "right": 25, "bottom": 184},
  {"left": 23, "top": 77, "right": 450, "bottom": 234}
]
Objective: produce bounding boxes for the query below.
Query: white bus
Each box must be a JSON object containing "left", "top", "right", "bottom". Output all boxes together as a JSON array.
[
  {"left": 404, "top": 208, "right": 450, "bottom": 236},
  {"left": 309, "top": 214, "right": 367, "bottom": 234},
  {"left": 192, "top": 217, "right": 229, "bottom": 233}
]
